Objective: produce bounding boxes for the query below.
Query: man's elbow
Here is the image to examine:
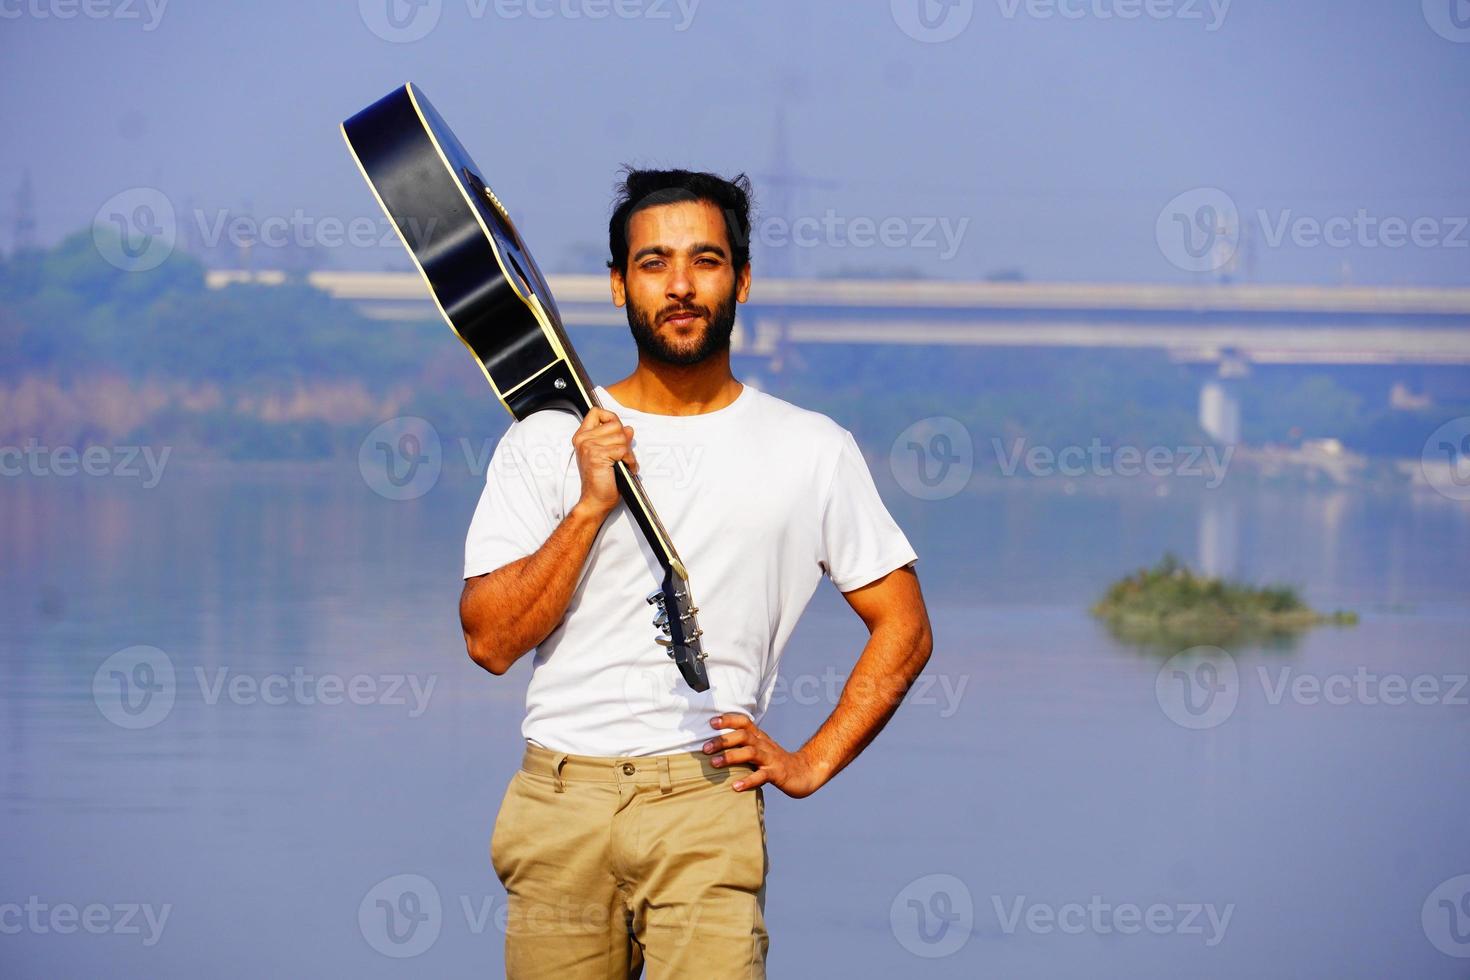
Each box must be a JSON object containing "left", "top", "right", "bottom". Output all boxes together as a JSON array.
[
  {"left": 465, "top": 633, "right": 511, "bottom": 675},
  {"left": 912, "top": 615, "right": 934, "bottom": 668},
  {"left": 461, "top": 574, "right": 509, "bottom": 675}
]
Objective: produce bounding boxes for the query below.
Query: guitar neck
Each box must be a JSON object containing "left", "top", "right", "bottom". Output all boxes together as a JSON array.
[{"left": 537, "top": 303, "right": 690, "bottom": 584}]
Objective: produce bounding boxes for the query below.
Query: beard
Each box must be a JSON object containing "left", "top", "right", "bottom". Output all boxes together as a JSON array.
[{"left": 624, "top": 284, "right": 738, "bottom": 366}]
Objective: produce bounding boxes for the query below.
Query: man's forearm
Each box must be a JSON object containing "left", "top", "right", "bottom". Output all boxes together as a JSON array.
[
  {"left": 461, "top": 502, "right": 610, "bottom": 675},
  {"left": 796, "top": 618, "right": 933, "bottom": 785}
]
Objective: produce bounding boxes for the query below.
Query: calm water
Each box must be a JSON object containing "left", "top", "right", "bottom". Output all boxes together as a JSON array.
[{"left": 3, "top": 457, "right": 1468, "bottom": 978}]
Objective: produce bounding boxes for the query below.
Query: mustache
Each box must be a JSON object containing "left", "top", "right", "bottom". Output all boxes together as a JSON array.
[{"left": 659, "top": 304, "right": 707, "bottom": 322}]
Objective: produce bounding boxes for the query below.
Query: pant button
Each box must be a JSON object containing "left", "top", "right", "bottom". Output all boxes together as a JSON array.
[{"left": 622, "top": 763, "right": 635, "bottom": 775}]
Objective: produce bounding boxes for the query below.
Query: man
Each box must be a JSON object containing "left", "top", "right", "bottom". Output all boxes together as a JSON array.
[{"left": 459, "top": 168, "right": 933, "bottom": 978}]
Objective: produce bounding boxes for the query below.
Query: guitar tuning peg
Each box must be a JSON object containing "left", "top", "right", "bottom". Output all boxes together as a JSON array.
[{"left": 653, "top": 609, "right": 669, "bottom": 628}]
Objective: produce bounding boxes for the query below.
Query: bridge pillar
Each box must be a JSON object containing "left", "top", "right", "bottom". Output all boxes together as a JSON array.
[
  {"left": 1199, "top": 379, "right": 1241, "bottom": 445},
  {"left": 1199, "top": 355, "right": 1248, "bottom": 445}
]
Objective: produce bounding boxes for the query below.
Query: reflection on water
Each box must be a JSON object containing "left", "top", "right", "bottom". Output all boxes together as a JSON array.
[
  {"left": 2, "top": 460, "right": 1468, "bottom": 978},
  {"left": 1198, "top": 493, "right": 1239, "bottom": 578}
]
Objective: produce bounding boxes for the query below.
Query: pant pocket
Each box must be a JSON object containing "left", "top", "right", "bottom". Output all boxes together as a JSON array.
[
  {"left": 723, "top": 780, "right": 768, "bottom": 891},
  {"left": 489, "top": 771, "right": 524, "bottom": 884},
  {"left": 753, "top": 786, "right": 768, "bottom": 880}
]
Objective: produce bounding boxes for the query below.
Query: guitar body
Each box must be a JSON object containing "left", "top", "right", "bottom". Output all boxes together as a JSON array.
[{"left": 342, "top": 83, "right": 710, "bottom": 692}]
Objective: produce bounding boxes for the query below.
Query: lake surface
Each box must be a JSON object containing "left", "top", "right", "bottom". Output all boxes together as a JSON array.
[{"left": 4, "top": 455, "right": 1468, "bottom": 978}]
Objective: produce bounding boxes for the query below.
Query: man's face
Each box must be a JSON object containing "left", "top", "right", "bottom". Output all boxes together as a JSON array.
[{"left": 611, "top": 199, "right": 751, "bottom": 366}]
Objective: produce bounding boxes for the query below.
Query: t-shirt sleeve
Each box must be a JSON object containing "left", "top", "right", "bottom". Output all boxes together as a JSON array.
[
  {"left": 463, "top": 425, "right": 565, "bottom": 580},
  {"left": 817, "top": 428, "right": 919, "bottom": 592}
]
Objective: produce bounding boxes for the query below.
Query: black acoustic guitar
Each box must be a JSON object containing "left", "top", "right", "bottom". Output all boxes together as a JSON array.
[{"left": 341, "top": 82, "right": 709, "bottom": 692}]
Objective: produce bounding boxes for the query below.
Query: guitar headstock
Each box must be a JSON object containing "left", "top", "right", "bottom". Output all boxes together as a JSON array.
[{"left": 646, "top": 567, "right": 709, "bottom": 693}]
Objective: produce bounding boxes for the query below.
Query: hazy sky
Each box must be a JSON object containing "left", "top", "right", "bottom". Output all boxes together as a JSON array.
[{"left": 3, "top": 0, "right": 1468, "bottom": 285}]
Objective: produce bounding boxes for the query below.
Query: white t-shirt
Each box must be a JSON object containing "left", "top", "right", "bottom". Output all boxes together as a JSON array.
[{"left": 462, "top": 382, "right": 918, "bottom": 757}]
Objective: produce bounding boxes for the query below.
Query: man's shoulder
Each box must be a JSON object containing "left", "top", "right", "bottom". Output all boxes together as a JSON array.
[
  {"left": 501, "top": 408, "right": 581, "bottom": 448},
  {"left": 745, "top": 385, "right": 850, "bottom": 445},
  {"left": 489, "top": 410, "right": 579, "bottom": 485}
]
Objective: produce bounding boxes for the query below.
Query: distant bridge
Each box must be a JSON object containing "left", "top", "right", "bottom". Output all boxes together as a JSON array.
[
  {"left": 207, "top": 269, "right": 1470, "bottom": 367},
  {"left": 206, "top": 270, "right": 1470, "bottom": 444}
]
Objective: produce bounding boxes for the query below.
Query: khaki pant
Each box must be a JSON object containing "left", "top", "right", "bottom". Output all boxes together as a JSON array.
[{"left": 490, "top": 741, "right": 769, "bottom": 979}]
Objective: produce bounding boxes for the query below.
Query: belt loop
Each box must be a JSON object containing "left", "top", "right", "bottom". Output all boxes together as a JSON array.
[
  {"left": 658, "top": 757, "right": 672, "bottom": 795},
  {"left": 551, "top": 752, "right": 568, "bottom": 793}
]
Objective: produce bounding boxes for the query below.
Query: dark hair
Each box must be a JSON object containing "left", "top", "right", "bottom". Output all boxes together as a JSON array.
[{"left": 607, "top": 167, "right": 754, "bottom": 276}]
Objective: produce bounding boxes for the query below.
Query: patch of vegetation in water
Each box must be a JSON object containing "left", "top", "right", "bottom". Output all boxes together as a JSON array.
[{"left": 1091, "top": 552, "right": 1359, "bottom": 652}]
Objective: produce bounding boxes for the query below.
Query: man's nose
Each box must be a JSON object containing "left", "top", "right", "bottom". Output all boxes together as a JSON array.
[{"left": 665, "top": 264, "right": 695, "bottom": 299}]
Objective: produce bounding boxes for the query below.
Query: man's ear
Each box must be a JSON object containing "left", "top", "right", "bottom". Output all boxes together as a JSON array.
[
  {"left": 735, "top": 261, "right": 752, "bottom": 304},
  {"left": 609, "top": 265, "right": 626, "bottom": 308}
]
